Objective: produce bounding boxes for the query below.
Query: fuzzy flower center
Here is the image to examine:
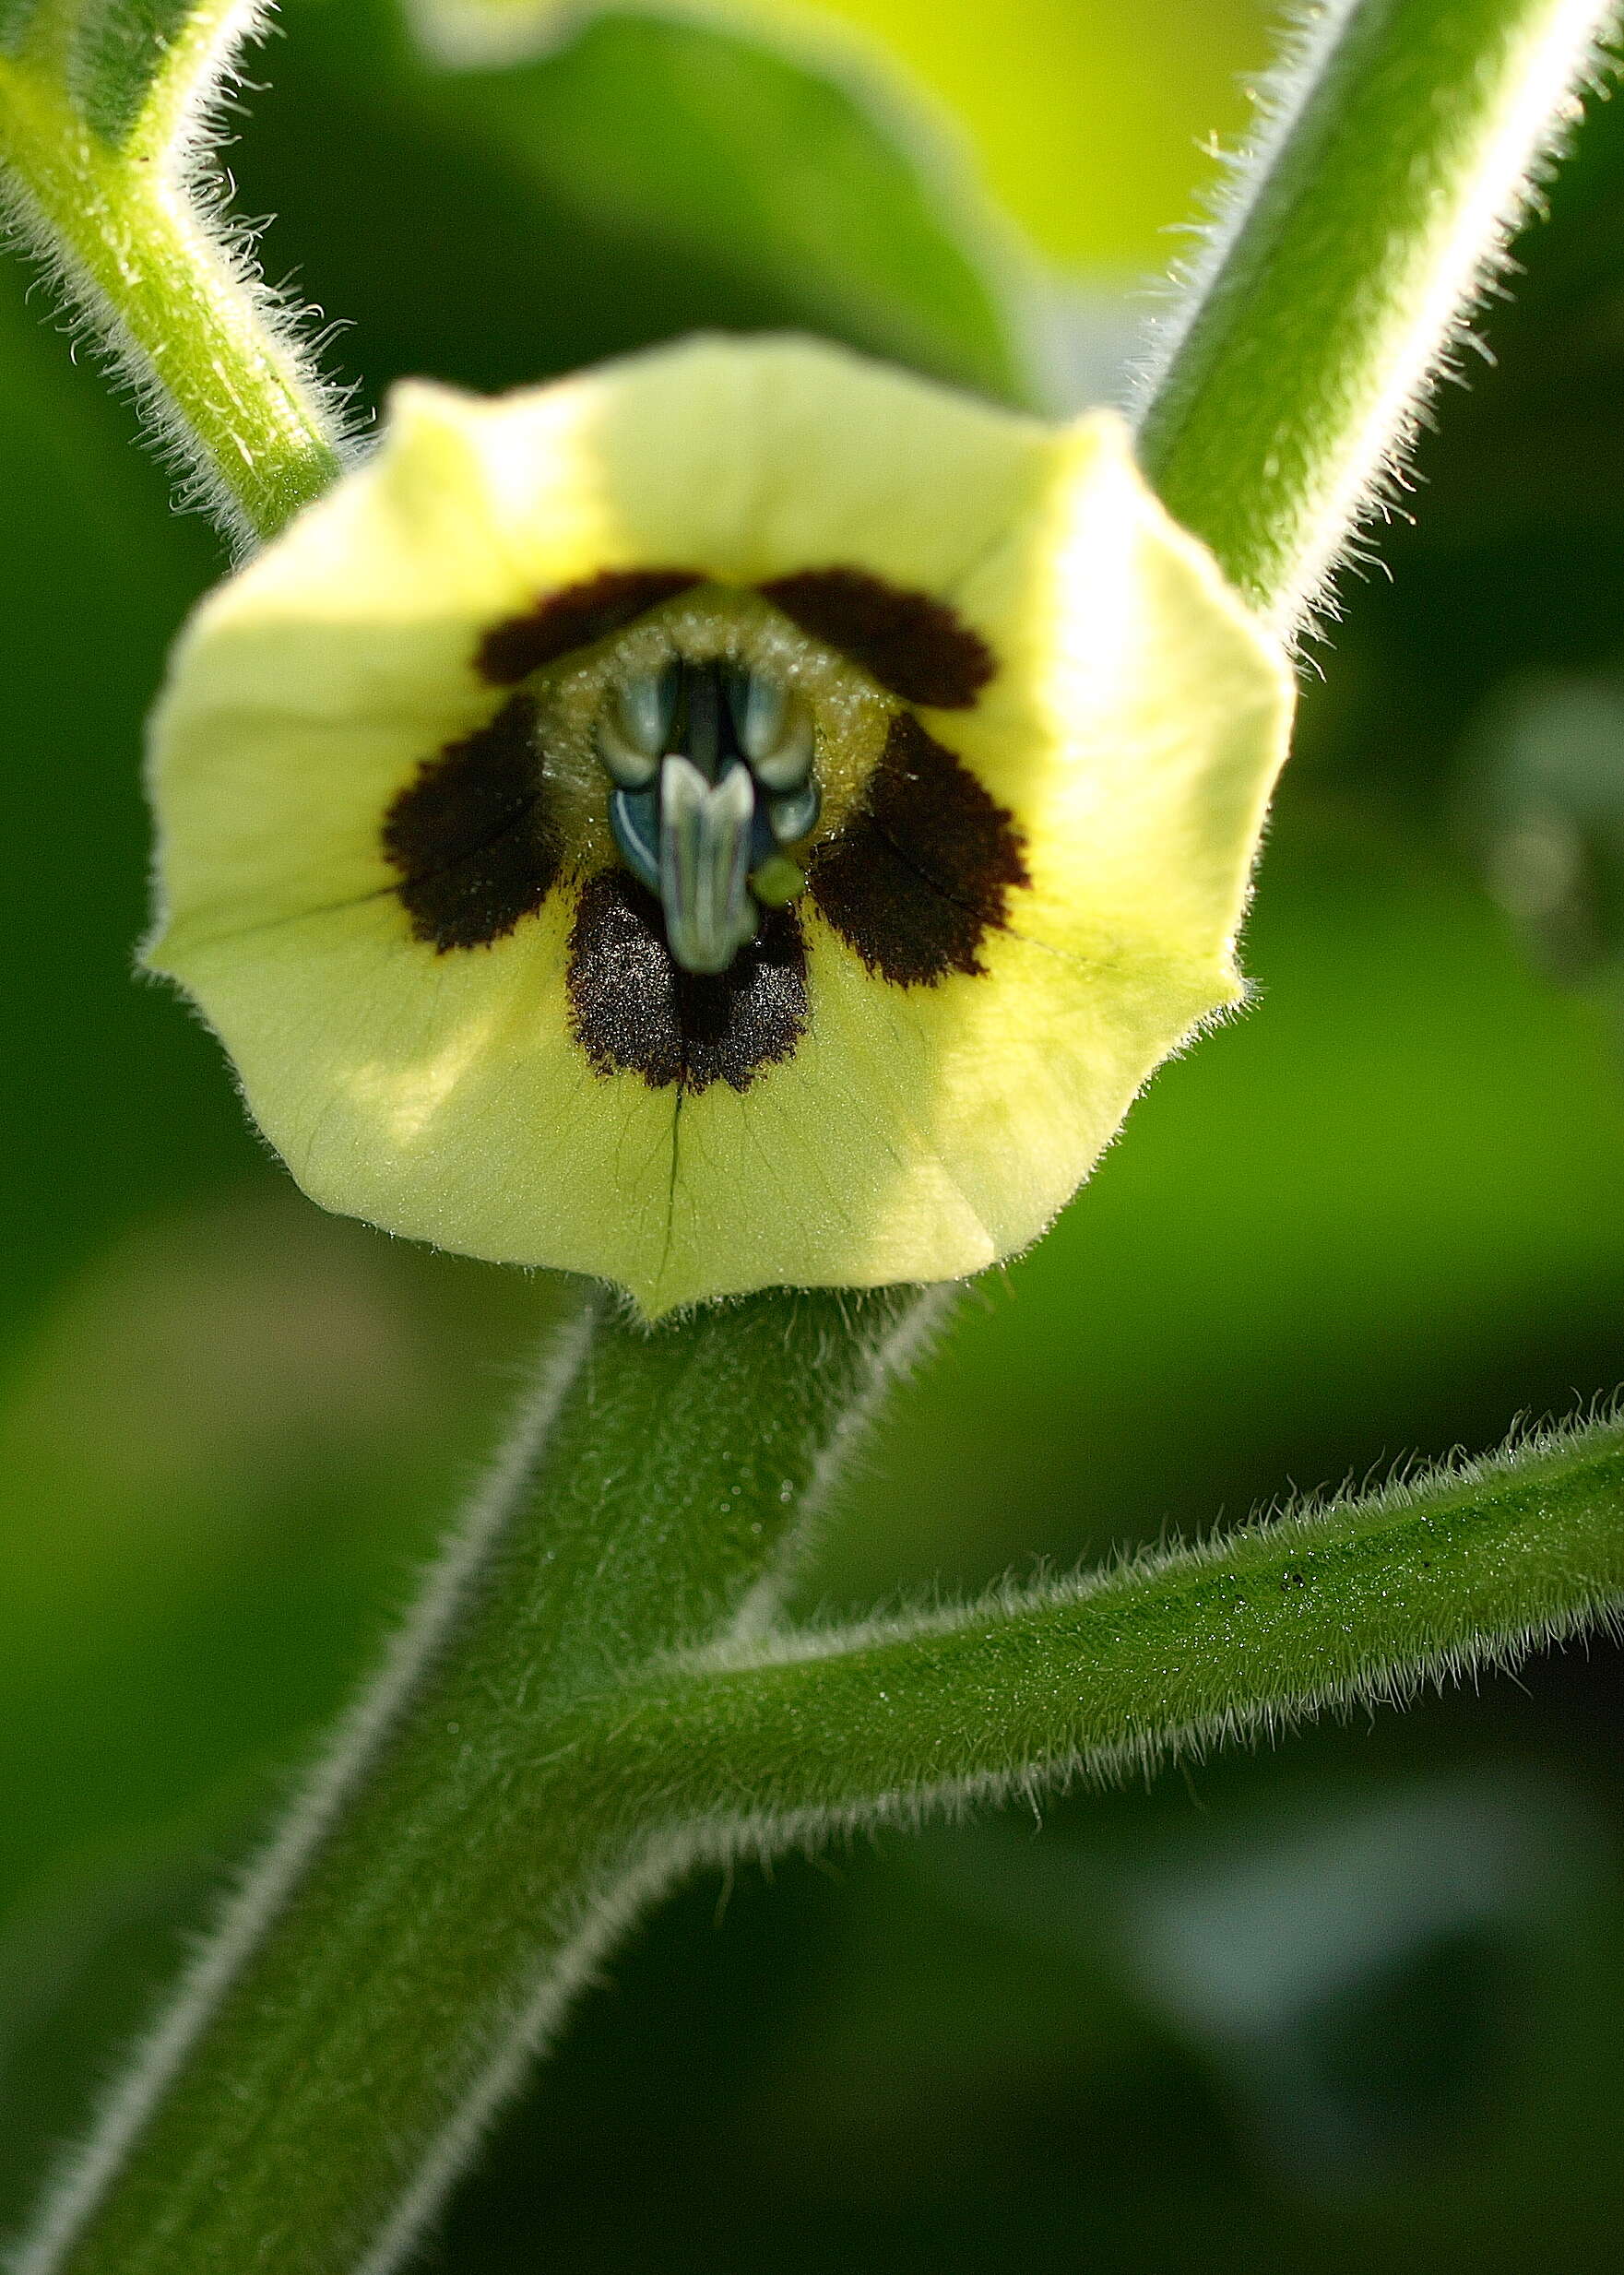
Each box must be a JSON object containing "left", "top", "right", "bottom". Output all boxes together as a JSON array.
[
  {"left": 525, "top": 586, "right": 895, "bottom": 912},
  {"left": 380, "top": 575, "right": 1028, "bottom": 1090},
  {"left": 596, "top": 656, "right": 817, "bottom": 973}
]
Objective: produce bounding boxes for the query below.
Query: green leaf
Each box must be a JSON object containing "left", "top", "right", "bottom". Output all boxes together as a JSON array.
[
  {"left": 69, "top": 0, "right": 206, "bottom": 147},
  {"left": 386, "top": 2, "right": 1031, "bottom": 403},
  {"left": 13, "top": 0, "right": 219, "bottom": 150},
  {"left": 0, "top": 0, "right": 345, "bottom": 537},
  {"left": 0, "top": 0, "right": 43, "bottom": 57},
  {"left": 483, "top": 19, "right": 1024, "bottom": 397}
]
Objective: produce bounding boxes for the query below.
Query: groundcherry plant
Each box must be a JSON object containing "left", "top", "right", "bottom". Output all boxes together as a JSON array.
[{"left": 3, "top": 0, "right": 1622, "bottom": 2269}]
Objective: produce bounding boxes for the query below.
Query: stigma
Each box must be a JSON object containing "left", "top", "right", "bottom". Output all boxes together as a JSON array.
[{"left": 595, "top": 658, "right": 820, "bottom": 973}]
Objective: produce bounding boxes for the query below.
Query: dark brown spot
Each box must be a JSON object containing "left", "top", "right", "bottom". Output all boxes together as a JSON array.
[
  {"left": 382, "top": 694, "right": 561, "bottom": 951},
  {"left": 758, "top": 568, "right": 994, "bottom": 708},
  {"left": 476, "top": 570, "right": 700, "bottom": 684},
  {"left": 810, "top": 712, "right": 1027, "bottom": 986},
  {"left": 567, "top": 868, "right": 808, "bottom": 1092}
]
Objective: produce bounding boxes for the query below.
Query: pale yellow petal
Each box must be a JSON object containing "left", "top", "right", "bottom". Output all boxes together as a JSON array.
[
  {"left": 924, "top": 414, "right": 1293, "bottom": 975},
  {"left": 160, "top": 891, "right": 690, "bottom": 1298},
  {"left": 582, "top": 333, "right": 1057, "bottom": 590},
  {"left": 146, "top": 335, "right": 1295, "bottom": 1314}
]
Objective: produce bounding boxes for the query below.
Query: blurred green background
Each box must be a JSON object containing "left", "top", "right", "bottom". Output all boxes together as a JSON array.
[{"left": 4, "top": 0, "right": 1624, "bottom": 2266}]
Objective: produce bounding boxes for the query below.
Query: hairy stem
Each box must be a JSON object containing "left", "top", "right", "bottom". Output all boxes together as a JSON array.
[
  {"left": 0, "top": 5, "right": 344, "bottom": 541},
  {"left": 17, "top": 1287, "right": 945, "bottom": 2275},
  {"left": 618, "top": 1419, "right": 1624, "bottom": 1827},
  {"left": 1134, "top": 0, "right": 1617, "bottom": 628}
]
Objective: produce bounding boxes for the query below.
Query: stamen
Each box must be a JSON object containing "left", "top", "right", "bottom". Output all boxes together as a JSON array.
[
  {"left": 595, "top": 667, "right": 679, "bottom": 788},
  {"left": 727, "top": 667, "right": 785, "bottom": 764},
  {"left": 767, "top": 779, "right": 820, "bottom": 846},
  {"left": 593, "top": 656, "right": 821, "bottom": 974},
  {"left": 726, "top": 663, "right": 813, "bottom": 789},
  {"left": 752, "top": 705, "right": 814, "bottom": 793},
  {"left": 609, "top": 783, "right": 661, "bottom": 895},
  {"left": 622, "top": 666, "right": 679, "bottom": 757}
]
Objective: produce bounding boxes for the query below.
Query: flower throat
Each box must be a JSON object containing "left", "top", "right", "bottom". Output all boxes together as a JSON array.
[{"left": 596, "top": 658, "right": 820, "bottom": 975}]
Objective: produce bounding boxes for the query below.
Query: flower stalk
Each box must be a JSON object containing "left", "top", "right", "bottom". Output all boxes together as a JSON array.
[
  {"left": 10, "top": 0, "right": 1624, "bottom": 2269},
  {"left": 1134, "top": 0, "right": 1618, "bottom": 629}
]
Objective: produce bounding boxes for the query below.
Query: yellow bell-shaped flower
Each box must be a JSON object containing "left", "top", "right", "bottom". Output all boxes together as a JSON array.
[{"left": 145, "top": 335, "right": 1294, "bottom": 1314}]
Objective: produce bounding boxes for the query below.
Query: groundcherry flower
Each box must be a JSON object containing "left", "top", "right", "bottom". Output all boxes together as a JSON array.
[{"left": 145, "top": 335, "right": 1294, "bottom": 1313}]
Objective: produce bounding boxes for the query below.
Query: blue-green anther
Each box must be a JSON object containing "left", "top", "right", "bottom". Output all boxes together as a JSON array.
[
  {"left": 768, "top": 779, "right": 820, "bottom": 845},
  {"left": 752, "top": 707, "right": 813, "bottom": 792},
  {"left": 596, "top": 657, "right": 817, "bottom": 971},
  {"left": 595, "top": 669, "right": 675, "bottom": 788},
  {"left": 727, "top": 664, "right": 782, "bottom": 759},
  {"left": 623, "top": 663, "right": 680, "bottom": 754},
  {"left": 609, "top": 784, "right": 661, "bottom": 894},
  {"left": 729, "top": 665, "right": 814, "bottom": 790}
]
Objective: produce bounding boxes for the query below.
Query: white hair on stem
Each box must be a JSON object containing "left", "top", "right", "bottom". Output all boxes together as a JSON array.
[
  {"left": 0, "top": 0, "right": 357, "bottom": 550},
  {"left": 1130, "top": 0, "right": 1620, "bottom": 641}
]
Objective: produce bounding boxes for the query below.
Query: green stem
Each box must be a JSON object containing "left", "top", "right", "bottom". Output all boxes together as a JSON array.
[
  {"left": 1134, "top": 0, "right": 1617, "bottom": 626},
  {"left": 18, "top": 1286, "right": 946, "bottom": 2275},
  {"left": 0, "top": 6, "right": 344, "bottom": 541},
  {"left": 616, "top": 1421, "right": 1624, "bottom": 1825}
]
